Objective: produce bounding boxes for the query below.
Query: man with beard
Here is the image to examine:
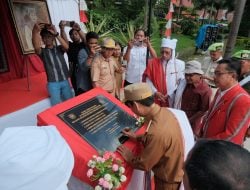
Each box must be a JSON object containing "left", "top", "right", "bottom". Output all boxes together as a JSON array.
[{"left": 142, "top": 38, "right": 185, "bottom": 107}]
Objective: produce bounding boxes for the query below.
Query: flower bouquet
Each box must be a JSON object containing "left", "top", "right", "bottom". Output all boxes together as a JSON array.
[{"left": 87, "top": 151, "right": 127, "bottom": 190}]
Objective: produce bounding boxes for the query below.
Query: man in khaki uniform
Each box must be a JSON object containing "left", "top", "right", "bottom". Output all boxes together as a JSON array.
[
  {"left": 202, "top": 42, "right": 223, "bottom": 99},
  {"left": 91, "top": 38, "right": 123, "bottom": 96},
  {"left": 117, "top": 83, "right": 184, "bottom": 190}
]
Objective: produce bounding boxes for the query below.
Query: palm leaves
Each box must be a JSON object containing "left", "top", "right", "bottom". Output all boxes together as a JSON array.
[
  {"left": 85, "top": 12, "right": 113, "bottom": 38},
  {"left": 111, "top": 22, "right": 135, "bottom": 47}
]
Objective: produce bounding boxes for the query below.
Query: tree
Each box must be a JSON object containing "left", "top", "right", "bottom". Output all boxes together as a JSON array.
[
  {"left": 224, "top": 0, "right": 246, "bottom": 58},
  {"left": 238, "top": 0, "right": 250, "bottom": 37},
  {"left": 193, "top": 0, "right": 234, "bottom": 24},
  {"left": 85, "top": 0, "right": 159, "bottom": 35},
  {"left": 86, "top": 0, "right": 146, "bottom": 25}
]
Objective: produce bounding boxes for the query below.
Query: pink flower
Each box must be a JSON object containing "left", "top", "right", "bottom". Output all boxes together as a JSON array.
[
  {"left": 98, "top": 178, "right": 104, "bottom": 185},
  {"left": 102, "top": 180, "right": 110, "bottom": 189},
  {"left": 96, "top": 156, "right": 103, "bottom": 162},
  {"left": 101, "top": 158, "right": 106, "bottom": 163},
  {"left": 112, "top": 164, "right": 119, "bottom": 172},
  {"left": 103, "top": 151, "right": 116, "bottom": 160},
  {"left": 87, "top": 169, "right": 93, "bottom": 177}
]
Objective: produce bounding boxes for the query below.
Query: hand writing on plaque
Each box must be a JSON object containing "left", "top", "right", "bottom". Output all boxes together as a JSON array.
[
  {"left": 122, "top": 127, "right": 137, "bottom": 141},
  {"left": 117, "top": 145, "right": 133, "bottom": 162}
]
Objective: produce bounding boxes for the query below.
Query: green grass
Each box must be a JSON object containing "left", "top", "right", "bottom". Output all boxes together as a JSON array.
[
  {"left": 150, "top": 33, "right": 247, "bottom": 59},
  {"left": 172, "top": 33, "right": 195, "bottom": 52},
  {"left": 151, "top": 33, "right": 195, "bottom": 57}
]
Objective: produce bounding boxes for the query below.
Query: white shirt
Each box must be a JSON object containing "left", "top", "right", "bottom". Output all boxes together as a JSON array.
[
  {"left": 168, "top": 108, "right": 195, "bottom": 190},
  {"left": 125, "top": 46, "right": 147, "bottom": 83},
  {"left": 146, "top": 58, "right": 185, "bottom": 96}
]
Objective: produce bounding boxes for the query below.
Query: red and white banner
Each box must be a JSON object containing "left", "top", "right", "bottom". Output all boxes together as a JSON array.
[
  {"left": 79, "top": 0, "right": 88, "bottom": 23},
  {"left": 165, "top": 1, "right": 175, "bottom": 38}
]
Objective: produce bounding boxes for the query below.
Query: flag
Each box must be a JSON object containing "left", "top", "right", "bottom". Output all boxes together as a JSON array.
[
  {"left": 165, "top": 12, "right": 172, "bottom": 20},
  {"left": 164, "top": 1, "right": 175, "bottom": 38},
  {"left": 172, "top": 0, "right": 177, "bottom": 5},
  {"left": 79, "top": 0, "right": 88, "bottom": 23},
  {"left": 165, "top": 29, "right": 171, "bottom": 38},
  {"left": 165, "top": 19, "right": 172, "bottom": 29},
  {"left": 80, "top": 0, "right": 88, "bottom": 10},
  {"left": 80, "top": 10, "right": 88, "bottom": 23}
]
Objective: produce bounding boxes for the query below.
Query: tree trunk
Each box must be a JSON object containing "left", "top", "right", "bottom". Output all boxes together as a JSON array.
[
  {"left": 144, "top": 0, "right": 149, "bottom": 29},
  {"left": 215, "top": 9, "right": 219, "bottom": 24},
  {"left": 208, "top": 2, "right": 214, "bottom": 24},
  {"left": 224, "top": 0, "right": 246, "bottom": 58},
  {"left": 177, "top": 0, "right": 183, "bottom": 22},
  {"left": 202, "top": 8, "right": 207, "bottom": 25}
]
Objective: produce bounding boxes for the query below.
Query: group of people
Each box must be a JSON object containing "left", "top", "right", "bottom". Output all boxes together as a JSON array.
[
  {"left": 117, "top": 31, "right": 250, "bottom": 189},
  {"left": 32, "top": 21, "right": 155, "bottom": 105},
  {"left": 29, "top": 20, "right": 250, "bottom": 190}
]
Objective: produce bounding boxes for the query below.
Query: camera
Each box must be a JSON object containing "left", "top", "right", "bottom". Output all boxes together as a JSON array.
[
  {"left": 134, "top": 40, "right": 143, "bottom": 46},
  {"left": 64, "top": 21, "right": 75, "bottom": 27},
  {"left": 59, "top": 20, "right": 75, "bottom": 28}
]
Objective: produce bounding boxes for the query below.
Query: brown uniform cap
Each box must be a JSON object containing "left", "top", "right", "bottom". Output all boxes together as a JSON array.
[{"left": 124, "top": 83, "right": 153, "bottom": 102}]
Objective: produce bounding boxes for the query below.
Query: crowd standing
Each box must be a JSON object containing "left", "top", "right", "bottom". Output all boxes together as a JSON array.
[{"left": 11, "top": 19, "right": 247, "bottom": 190}]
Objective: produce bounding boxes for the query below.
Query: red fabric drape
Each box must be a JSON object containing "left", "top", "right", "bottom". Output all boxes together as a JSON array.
[
  {"left": 0, "top": 0, "right": 44, "bottom": 84},
  {"left": 142, "top": 58, "right": 169, "bottom": 107}
]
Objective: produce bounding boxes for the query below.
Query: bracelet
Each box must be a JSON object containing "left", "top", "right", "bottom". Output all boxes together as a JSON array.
[{"left": 54, "top": 32, "right": 59, "bottom": 37}]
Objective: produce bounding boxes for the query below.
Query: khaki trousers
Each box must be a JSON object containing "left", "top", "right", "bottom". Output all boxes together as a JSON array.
[{"left": 154, "top": 177, "right": 181, "bottom": 190}]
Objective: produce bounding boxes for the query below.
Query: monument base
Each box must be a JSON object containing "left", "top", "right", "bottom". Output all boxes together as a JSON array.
[{"left": 37, "top": 88, "right": 146, "bottom": 189}]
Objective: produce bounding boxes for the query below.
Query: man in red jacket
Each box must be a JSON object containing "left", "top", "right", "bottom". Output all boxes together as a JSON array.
[{"left": 200, "top": 59, "right": 250, "bottom": 145}]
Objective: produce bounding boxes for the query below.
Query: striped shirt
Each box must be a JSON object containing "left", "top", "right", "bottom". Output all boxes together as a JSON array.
[{"left": 40, "top": 46, "right": 69, "bottom": 82}]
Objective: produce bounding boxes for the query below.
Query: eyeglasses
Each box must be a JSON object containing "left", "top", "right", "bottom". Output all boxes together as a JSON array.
[{"left": 213, "top": 71, "right": 233, "bottom": 77}]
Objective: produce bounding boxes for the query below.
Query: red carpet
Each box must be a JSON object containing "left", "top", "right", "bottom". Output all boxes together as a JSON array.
[{"left": 0, "top": 72, "right": 49, "bottom": 116}]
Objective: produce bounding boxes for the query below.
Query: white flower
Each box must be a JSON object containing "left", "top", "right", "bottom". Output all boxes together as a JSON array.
[
  {"left": 94, "top": 185, "right": 102, "bottom": 190},
  {"left": 109, "top": 183, "right": 113, "bottom": 189},
  {"left": 120, "top": 175, "right": 127, "bottom": 182},
  {"left": 119, "top": 166, "right": 125, "bottom": 174},
  {"left": 87, "top": 160, "right": 93, "bottom": 167},
  {"left": 91, "top": 161, "right": 96, "bottom": 168},
  {"left": 87, "top": 160, "right": 96, "bottom": 168},
  {"left": 104, "top": 174, "right": 111, "bottom": 181}
]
